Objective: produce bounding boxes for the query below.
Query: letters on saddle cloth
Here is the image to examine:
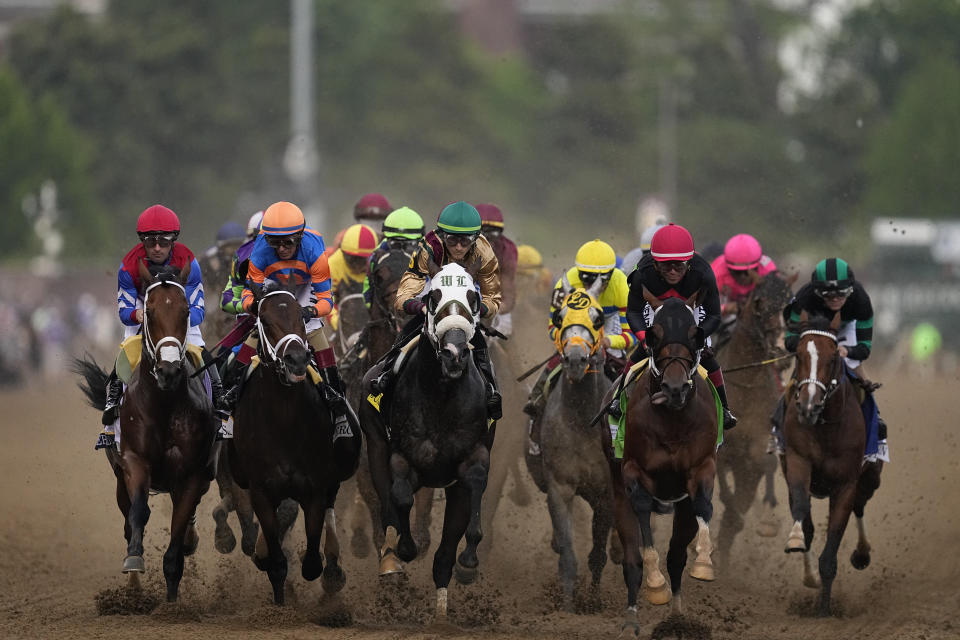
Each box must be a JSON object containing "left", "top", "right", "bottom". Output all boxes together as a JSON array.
[{"left": 609, "top": 358, "right": 722, "bottom": 458}]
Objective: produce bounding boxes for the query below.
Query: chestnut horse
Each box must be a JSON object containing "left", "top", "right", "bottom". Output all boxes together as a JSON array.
[
  {"left": 781, "top": 312, "right": 882, "bottom": 617},
  {"left": 74, "top": 262, "right": 216, "bottom": 601},
  {"left": 611, "top": 295, "right": 719, "bottom": 634}
]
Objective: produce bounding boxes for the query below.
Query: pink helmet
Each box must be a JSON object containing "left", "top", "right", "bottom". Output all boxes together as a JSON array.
[
  {"left": 650, "top": 223, "right": 694, "bottom": 262},
  {"left": 724, "top": 233, "right": 762, "bottom": 270}
]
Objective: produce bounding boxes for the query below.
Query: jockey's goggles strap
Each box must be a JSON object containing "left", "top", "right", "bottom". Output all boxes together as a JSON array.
[
  {"left": 256, "top": 290, "right": 307, "bottom": 363},
  {"left": 143, "top": 280, "right": 188, "bottom": 365}
]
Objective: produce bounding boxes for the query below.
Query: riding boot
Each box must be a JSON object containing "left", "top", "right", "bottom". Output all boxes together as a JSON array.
[
  {"left": 715, "top": 383, "right": 738, "bottom": 430},
  {"left": 370, "top": 314, "right": 424, "bottom": 394},
  {"left": 101, "top": 370, "right": 123, "bottom": 426},
  {"left": 215, "top": 356, "right": 246, "bottom": 440},
  {"left": 321, "top": 365, "right": 360, "bottom": 481},
  {"left": 522, "top": 367, "right": 551, "bottom": 419},
  {"left": 472, "top": 338, "right": 502, "bottom": 421},
  {"left": 201, "top": 348, "right": 229, "bottom": 422}
]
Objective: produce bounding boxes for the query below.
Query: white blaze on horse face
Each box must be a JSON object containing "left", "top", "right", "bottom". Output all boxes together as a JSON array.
[
  {"left": 159, "top": 345, "right": 180, "bottom": 363},
  {"left": 805, "top": 340, "right": 819, "bottom": 401}
]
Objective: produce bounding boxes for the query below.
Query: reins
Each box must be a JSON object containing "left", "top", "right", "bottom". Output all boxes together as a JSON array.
[
  {"left": 256, "top": 290, "right": 307, "bottom": 382},
  {"left": 142, "top": 279, "right": 188, "bottom": 380}
]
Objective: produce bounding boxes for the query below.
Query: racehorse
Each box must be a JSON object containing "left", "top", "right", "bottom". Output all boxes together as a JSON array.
[
  {"left": 612, "top": 295, "right": 719, "bottom": 633},
  {"left": 74, "top": 262, "right": 216, "bottom": 601},
  {"left": 228, "top": 279, "right": 347, "bottom": 605},
  {"left": 358, "top": 263, "right": 493, "bottom": 620},
  {"left": 529, "top": 283, "right": 614, "bottom": 610},
  {"left": 332, "top": 278, "right": 370, "bottom": 403},
  {"left": 781, "top": 312, "right": 882, "bottom": 617},
  {"left": 714, "top": 272, "right": 795, "bottom": 563}
]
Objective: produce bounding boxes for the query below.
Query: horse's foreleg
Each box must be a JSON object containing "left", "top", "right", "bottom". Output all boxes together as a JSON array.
[
  {"left": 586, "top": 490, "right": 613, "bottom": 587},
  {"left": 851, "top": 461, "right": 882, "bottom": 570},
  {"left": 623, "top": 465, "right": 668, "bottom": 606},
  {"left": 432, "top": 483, "right": 472, "bottom": 619},
  {"left": 388, "top": 452, "right": 418, "bottom": 562},
  {"left": 212, "top": 457, "right": 237, "bottom": 554},
  {"left": 248, "top": 488, "right": 287, "bottom": 605},
  {"left": 455, "top": 449, "right": 490, "bottom": 584},
  {"left": 114, "top": 468, "right": 133, "bottom": 546},
  {"left": 665, "top": 498, "right": 698, "bottom": 614},
  {"left": 756, "top": 453, "right": 782, "bottom": 538},
  {"left": 163, "top": 477, "right": 208, "bottom": 602},
  {"left": 545, "top": 481, "right": 577, "bottom": 611},
  {"left": 321, "top": 506, "right": 347, "bottom": 593},
  {"left": 411, "top": 487, "right": 435, "bottom": 558},
  {"left": 122, "top": 457, "right": 151, "bottom": 575},
  {"left": 300, "top": 500, "right": 326, "bottom": 582},
  {"left": 784, "top": 454, "right": 812, "bottom": 553},
  {"left": 817, "top": 484, "right": 857, "bottom": 617},
  {"left": 611, "top": 463, "right": 643, "bottom": 635},
  {"left": 687, "top": 460, "right": 716, "bottom": 583}
]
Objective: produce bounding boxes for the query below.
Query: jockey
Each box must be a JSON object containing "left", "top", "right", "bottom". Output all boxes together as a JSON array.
[
  {"left": 771, "top": 258, "right": 884, "bottom": 447},
  {"left": 218, "top": 202, "right": 359, "bottom": 476},
  {"left": 327, "top": 223, "right": 378, "bottom": 331},
  {"left": 362, "top": 206, "right": 425, "bottom": 308},
  {"left": 626, "top": 223, "right": 738, "bottom": 430},
  {"left": 711, "top": 233, "right": 778, "bottom": 315},
  {"left": 97, "top": 204, "right": 224, "bottom": 449},
  {"left": 353, "top": 192, "right": 393, "bottom": 234},
  {"left": 368, "top": 201, "right": 503, "bottom": 420},
  {"left": 523, "top": 239, "right": 636, "bottom": 454},
  {"left": 220, "top": 210, "right": 263, "bottom": 315},
  {"left": 516, "top": 244, "right": 554, "bottom": 294},
  {"left": 620, "top": 223, "right": 665, "bottom": 276},
  {"left": 476, "top": 203, "right": 518, "bottom": 338}
]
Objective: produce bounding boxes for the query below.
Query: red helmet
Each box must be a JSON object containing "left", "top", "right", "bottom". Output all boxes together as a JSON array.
[
  {"left": 475, "top": 203, "right": 504, "bottom": 228},
  {"left": 723, "top": 233, "right": 762, "bottom": 270},
  {"left": 136, "top": 204, "right": 180, "bottom": 235},
  {"left": 353, "top": 193, "right": 392, "bottom": 222},
  {"left": 650, "top": 223, "right": 694, "bottom": 262}
]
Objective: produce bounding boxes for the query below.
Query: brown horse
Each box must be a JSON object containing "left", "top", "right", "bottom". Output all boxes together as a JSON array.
[
  {"left": 715, "top": 272, "right": 794, "bottom": 563},
  {"left": 781, "top": 312, "right": 882, "bottom": 617},
  {"left": 611, "top": 295, "right": 719, "bottom": 633},
  {"left": 229, "top": 279, "right": 347, "bottom": 604},
  {"left": 74, "top": 262, "right": 216, "bottom": 601}
]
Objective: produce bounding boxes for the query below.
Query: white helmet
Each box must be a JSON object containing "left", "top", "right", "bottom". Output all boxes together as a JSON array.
[
  {"left": 639, "top": 223, "right": 666, "bottom": 251},
  {"left": 246, "top": 210, "right": 265, "bottom": 239}
]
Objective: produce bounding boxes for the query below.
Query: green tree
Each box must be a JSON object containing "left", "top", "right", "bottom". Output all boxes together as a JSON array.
[{"left": 0, "top": 65, "right": 103, "bottom": 258}]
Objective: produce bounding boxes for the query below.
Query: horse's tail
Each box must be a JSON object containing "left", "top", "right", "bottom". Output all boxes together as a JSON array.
[{"left": 71, "top": 354, "right": 110, "bottom": 411}]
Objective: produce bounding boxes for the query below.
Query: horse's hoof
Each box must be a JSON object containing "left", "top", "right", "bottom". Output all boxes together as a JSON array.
[
  {"left": 252, "top": 553, "right": 270, "bottom": 572},
  {"left": 240, "top": 522, "right": 259, "bottom": 557},
  {"left": 213, "top": 505, "right": 237, "bottom": 554},
  {"left": 785, "top": 522, "right": 805, "bottom": 552},
  {"left": 378, "top": 550, "right": 404, "bottom": 576},
  {"left": 643, "top": 583, "right": 671, "bottom": 606},
  {"left": 756, "top": 518, "right": 781, "bottom": 538},
  {"left": 122, "top": 555, "right": 145, "bottom": 574},
  {"left": 183, "top": 525, "right": 200, "bottom": 557},
  {"left": 322, "top": 563, "right": 347, "bottom": 594},
  {"left": 689, "top": 560, "right": 715, "bottom": 582},
  {"left": 454, "top": 560, "right": 479, "bottom": 585},
  {"left": 850, "top": 548, "right": 871, "bottom": 570},
  {"left": 351, "top": 528, "right": 371, "bottom": 559},
  {"left": 301, "top": 552, "right": 324, "bottom": 582}
]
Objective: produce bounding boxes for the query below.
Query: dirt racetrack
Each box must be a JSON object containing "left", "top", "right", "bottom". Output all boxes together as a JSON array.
[{"left": 1, "top": 355, "right": 958, "bottom": 640}]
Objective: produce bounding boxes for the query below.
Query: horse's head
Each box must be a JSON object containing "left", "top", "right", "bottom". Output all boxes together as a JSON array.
[
  {"left": 740, "top": 272, "right": 796, "bottom": 355},
  {"left": 334, "top": 279, "right": 369, "bottom": 350},
  {"left": 791, "top": 311, "right": 843, "bottom": 424},
  {"left": 369, "top": 249, "right": 410, "bottom": 331},
  {"left": 554, "top": 288, "right": 605, "bottom": 382},
  {"left": 252, "top": 279, "right": 309, "bottom": 384},
  {"left": 425, "top": 263, "right": 479, "bottom": 380},
  {"left": 646, "top": 294, "right": 701, "bottom": 410},
  {"left": 138, "top": 261, "right": 191, "bottom": 390}
]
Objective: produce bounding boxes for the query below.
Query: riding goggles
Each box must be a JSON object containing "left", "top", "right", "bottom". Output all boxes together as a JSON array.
[
  {"left": 265, "top": 233, "right": 303, "bottom": 249},
  {"left": 442, "top": 232, "right": 479, "bottom": 248},
  {"left": 386, "top": 237, "right": 418, "bottom": 253},
  {"left": 578, "top": 270, "right": 613, "bottom": 287},
  {"left": 815, "top": 286, "right": 853, "bottom": 300},
  {"left": 657, "top": 260, "right": 689, "bottom": 274},
  {"left": 139, "top": 233, "right": 177, "bottom": 248}
]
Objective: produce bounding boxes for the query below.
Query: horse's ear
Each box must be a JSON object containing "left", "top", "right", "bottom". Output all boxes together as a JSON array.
[
  {"left": 589, "top": 307, "right": 604, "bottom": 330},
  {"left": 178, "top": 260, "right": 192, "bottom": 286},
  {"left": 830, "top": 310, "right": 842, "bottom": 332},
  {"left": 138, "top": 259, "right": 154, "bottom": 290},
  {"left": 642, "top": 286, "right": 662, "bottom": 310},
  {"left": 685, "top": 289, "right": 701, "bottom": 309},
  {"left": 649, "top": 323, "right": 664, "bottom": 346},
  {"left": 466, "top": 289, "right": 480, "bottom": 315},
  {"left": 798, "top": 309, "right": 808, "bottom": 326},
  {"left": 428, "top": 289, "right": 443, "bottom": 313}
]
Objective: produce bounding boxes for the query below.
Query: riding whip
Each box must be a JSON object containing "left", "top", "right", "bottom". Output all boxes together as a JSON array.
[
  {"left": 515, "top": 353, "right": 555, "bottom": 382},
  {"left": 723, "top": 352, "right": 795, "bottom": 373}
]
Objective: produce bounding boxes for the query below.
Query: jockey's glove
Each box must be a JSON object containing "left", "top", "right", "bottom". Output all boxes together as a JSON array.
[
  {"left": 479, "top": 302, "right": 489, "bottom": 318},
  {"left": 301, "top": 305, "right": 318, "bottom": 322},
  {"left": 403, "top": 299, "right": 426, "bottom": 316}
]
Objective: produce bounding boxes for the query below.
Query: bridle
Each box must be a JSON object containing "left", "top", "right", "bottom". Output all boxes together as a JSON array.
[
  {"left": 793, "top": 329, "right": 843, "bottom": 412},
  {"left": 142, "top": 279, "right": 188, "bottom": 380},
  {"left": 256, "top": 289, "right": 307, "bottom": 382}
]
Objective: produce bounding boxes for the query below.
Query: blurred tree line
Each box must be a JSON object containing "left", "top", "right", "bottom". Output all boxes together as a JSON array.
[{"left": 1, "top": 0, "right": 958, "bottom": 264}]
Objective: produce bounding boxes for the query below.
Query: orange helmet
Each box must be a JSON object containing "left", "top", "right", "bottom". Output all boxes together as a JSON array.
[
  {"left": 261, "top": 201, "right": 306, "bottom": 236},
  {"left": 340, "top": 224, "right": 378, "bottom": 257}
]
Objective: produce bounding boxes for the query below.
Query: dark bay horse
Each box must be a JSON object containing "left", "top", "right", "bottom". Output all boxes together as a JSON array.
[
  {"left": 74, "top": 262, "right": 216, "bottom": 601},
  {"left": 715, "top": 272, "right": 794, "bottom": 562},
  {"left": 229, "top": 280, "right": 347, "bottom": 604},
  {"left": 612, "top": 295, "right": 719, "bottom": 633},
  {"left": 359, "top": 263, "right": 492, "bottom": 620},
  {"left": 781, "top": 312, "right": 882, "bottom": 617},
  {"left": 530, "top": 284, "right": 614, "bottom": 610}
]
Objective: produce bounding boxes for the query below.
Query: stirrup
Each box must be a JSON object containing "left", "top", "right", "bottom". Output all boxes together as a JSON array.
[
  {"left": 723, "top": 408, "right": 738, "bottom": 430},
  {"left": 370, "top": 370, "right": 391, "bottom": 394},
  {"left": 607, "top": 397, "right": 622, "bottom": 420},
  {"left": 95, "top": 431, "right": 116, "bottom": 450}
]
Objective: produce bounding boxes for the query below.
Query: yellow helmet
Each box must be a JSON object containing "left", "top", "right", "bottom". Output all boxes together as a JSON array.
[
  {"left": 574, "top": 239, "right": 616, "bottom": 273},
  {"left": 517, "top": 244, "right": 543, "bottom": 270}
]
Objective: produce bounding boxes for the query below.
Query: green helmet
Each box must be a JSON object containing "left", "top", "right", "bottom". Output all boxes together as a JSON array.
[
  {"left": 812, "top": 257, "right": 855, "bottom": 293},
  {"left": 382, "top": 206, "right": 425, "bottom": 240},
  {"left": 436, "top": 201, "right": 482, "bottom": 235}
]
